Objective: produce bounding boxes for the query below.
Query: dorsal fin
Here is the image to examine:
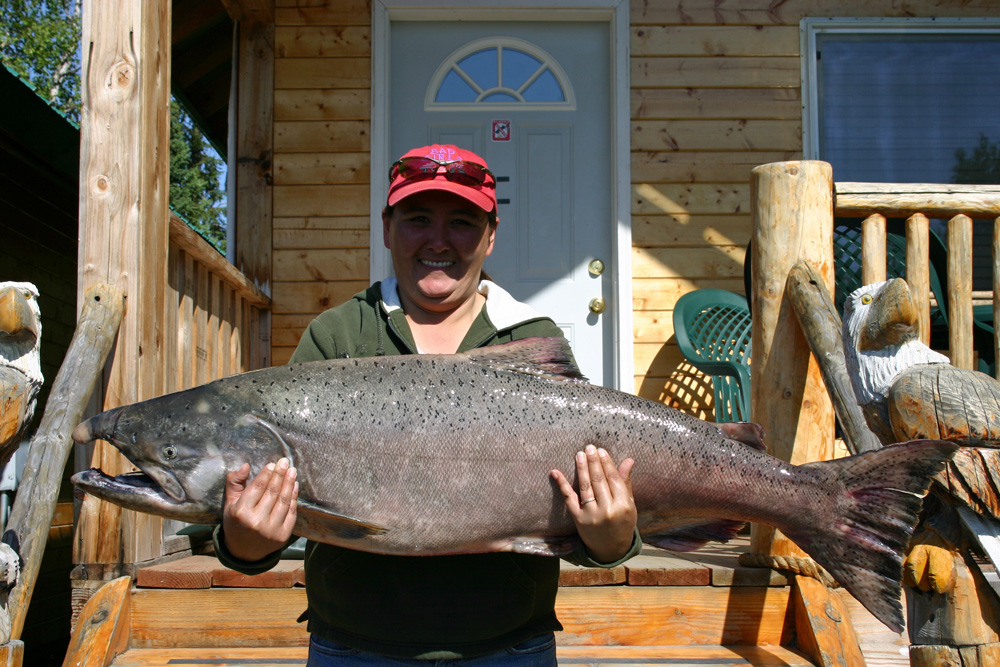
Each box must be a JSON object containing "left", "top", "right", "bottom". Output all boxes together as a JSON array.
[{"left": 465, "top": 337, "right": 588, "bottom": 383}]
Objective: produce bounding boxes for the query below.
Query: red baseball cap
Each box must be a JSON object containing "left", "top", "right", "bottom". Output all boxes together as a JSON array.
[{"left": 387, "top": 144, "right": 497, "bottom": 213}]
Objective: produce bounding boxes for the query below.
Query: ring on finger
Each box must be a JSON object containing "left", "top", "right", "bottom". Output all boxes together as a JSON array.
[{"left": 580, "top": 497, "right": 597, "bottom": 506}]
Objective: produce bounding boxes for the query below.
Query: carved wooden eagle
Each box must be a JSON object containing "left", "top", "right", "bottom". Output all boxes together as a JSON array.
[
  {"left": 843, "top": 277, "right": 1000, "bottom": 595},
  {"left": 0, "top": 282, "right": 42, "bottom": 469}
]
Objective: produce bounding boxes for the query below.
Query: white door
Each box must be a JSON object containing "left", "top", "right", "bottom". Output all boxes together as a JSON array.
[{"left": 389, "top": 21, "right": 614, "bottom": 386}]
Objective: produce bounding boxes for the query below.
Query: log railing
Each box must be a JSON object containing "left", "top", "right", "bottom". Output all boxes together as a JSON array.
[{"left": 832, "top": 182, "right": 1000, "bottom": 375}]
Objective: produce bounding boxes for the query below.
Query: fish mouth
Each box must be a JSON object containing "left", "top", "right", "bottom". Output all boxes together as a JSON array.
[{"left": 71, "top": 469, "right": 215, "bottom": 523}]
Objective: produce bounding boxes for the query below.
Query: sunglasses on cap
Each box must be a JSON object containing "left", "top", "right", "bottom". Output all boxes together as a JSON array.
[{"left": 388, "top": 157, "right": 495, "bottom": 189}]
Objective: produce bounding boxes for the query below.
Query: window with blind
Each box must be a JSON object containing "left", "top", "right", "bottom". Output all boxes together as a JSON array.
[{"left": 802, "top": 18, "right": 1000, "bottom": 288}]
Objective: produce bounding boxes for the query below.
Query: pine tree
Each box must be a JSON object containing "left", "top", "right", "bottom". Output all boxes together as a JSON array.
[
  {"left": 1, "top": 0, "right": 227, "bottom": 252},
  {"left": 953, "top": 133, "right": 1000, "bottom": 185}
]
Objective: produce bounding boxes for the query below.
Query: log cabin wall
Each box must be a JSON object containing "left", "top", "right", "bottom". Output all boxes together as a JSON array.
[{"left": 267, "top": 0, "right": 1000, "bottom": 419}]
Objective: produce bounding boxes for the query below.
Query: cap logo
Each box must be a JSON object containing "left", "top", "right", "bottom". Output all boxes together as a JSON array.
[{"left": 427, "top": 146, "right": 460, "bottom": 163}]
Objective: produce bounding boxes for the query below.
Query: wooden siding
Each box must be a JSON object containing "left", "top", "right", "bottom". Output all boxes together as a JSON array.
[
  {"left": 269, "top": 0, "right": 1000, "bottom": 417},
  {"left": 272, "top": 0, "right": 371, "bottom": 366}
]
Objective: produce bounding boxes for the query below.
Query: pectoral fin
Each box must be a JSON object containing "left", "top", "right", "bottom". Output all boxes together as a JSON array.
[{"left": 295, "top": 500, "right": 389, "bottom": 540}]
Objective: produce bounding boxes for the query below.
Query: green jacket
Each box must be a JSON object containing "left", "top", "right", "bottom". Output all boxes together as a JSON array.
[{"left": 214, "top": 279, "right": 641, "bottom": 658}]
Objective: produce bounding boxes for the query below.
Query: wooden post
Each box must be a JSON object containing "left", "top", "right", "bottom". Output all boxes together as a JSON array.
[
  {"left": 749, "top": 161, "right": 836, "bottom": 559},
  {"left": 906, "top": 213, "right": 932, "bottom": 346},
  {"left": 4, "top": 284, "right": 124, "bottom": 640},
  {"left": 74, "top": 0, "right": 172, "bottom": 573},
  {"left": 231, "top": 20, "right": 274, "bottom": 370},
  {"left": 861, "top": 213, "right": 887, "bottom": 285},
  {"left": 948, "top": 214, "right": 974, "bottom": 370}
]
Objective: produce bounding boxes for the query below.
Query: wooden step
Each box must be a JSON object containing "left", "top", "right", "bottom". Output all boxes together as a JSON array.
[
  {"left": 107, "top": 644, "right": 816, "bottom": 667},
  {"left": 125, "top": 585, "right": 795, "bottom": 650}
]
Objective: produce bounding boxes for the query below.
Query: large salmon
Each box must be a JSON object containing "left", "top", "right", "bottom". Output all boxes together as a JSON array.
[{"left": 72, "top": 337, "right": 956, "bottom": 632}]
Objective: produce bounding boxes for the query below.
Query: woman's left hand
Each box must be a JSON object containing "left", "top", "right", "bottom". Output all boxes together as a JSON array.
[{"left": 551, "top": 445, "right": 637, "bottom": 563}]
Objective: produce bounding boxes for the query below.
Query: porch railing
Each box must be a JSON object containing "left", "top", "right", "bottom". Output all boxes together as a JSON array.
[
  {"left": 167, "top": 214, "right": 270, "bottom": 393},
  {"left": 834, "top": 181, "right": 1000, "bottom": 375}
]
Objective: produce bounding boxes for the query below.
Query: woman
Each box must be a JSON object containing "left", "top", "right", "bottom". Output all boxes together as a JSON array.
[{"left": 214, "top": 145, "right": 640, "bottom": 664}]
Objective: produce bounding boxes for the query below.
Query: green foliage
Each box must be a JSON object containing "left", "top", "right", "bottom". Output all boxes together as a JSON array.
[
  {"left": 0, "top": 0, "right": 82, "bottom": 123},
  {"left": 170, "top": 100, "right": 227, "bottom": 251},
  {"left": 0, "top": 0, "right": 228, "bottom": 253},
  {"left": 953, "top": 134, "right": 1000, "bottom": 185}
]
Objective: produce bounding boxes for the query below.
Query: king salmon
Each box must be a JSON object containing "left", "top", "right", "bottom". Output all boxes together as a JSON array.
[{"left": 71, "top": 337, "right": 956, "bottom": 632}]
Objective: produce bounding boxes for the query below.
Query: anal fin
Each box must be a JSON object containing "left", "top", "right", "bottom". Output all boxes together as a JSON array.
[{"left": 642, "top": 519, "right": 746, "bottom": 552}]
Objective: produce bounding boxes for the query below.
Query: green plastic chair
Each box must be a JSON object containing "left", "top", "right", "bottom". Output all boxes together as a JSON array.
[{"left": 673, "top": 289, "right": 752, "bottom": 422}]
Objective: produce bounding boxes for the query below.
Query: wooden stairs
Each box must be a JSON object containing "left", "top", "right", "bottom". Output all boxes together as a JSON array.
[{"left": 63, "top": 537, "right": 900, "bottom": 667}]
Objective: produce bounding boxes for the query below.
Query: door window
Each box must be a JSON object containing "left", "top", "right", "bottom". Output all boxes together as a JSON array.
[{"left": 426, "top": 37, "right": 575, "bottom": 109}]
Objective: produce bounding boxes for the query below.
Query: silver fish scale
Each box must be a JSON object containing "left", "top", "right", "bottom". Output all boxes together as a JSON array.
[{"left": 248, "top": 356, "right": 815, "bottom": 555}]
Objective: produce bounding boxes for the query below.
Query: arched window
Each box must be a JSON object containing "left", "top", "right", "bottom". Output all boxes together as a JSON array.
[{"left": 426, "top": 37, "right": 575, "bottom": 111}]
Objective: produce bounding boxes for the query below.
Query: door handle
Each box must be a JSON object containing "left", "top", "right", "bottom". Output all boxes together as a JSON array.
[{"left": 589, "top": 297, "right": 606, "bottom": 314}]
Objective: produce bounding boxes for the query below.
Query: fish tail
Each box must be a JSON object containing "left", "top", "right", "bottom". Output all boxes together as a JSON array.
[{"left": 785, "top": 439, "right": 958, "bottom": 633}]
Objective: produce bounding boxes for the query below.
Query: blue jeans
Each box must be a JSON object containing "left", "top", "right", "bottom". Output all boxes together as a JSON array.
[{"left": 308, "top": 633, "right": 557, "bottom": 667}]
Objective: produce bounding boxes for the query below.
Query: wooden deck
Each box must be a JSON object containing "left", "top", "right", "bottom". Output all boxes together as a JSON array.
[{"left": 59, "top": 535, "right": 909, "bottom": 667}]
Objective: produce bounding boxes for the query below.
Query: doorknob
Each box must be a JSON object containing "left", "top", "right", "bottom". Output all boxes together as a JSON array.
[{"left": 589, "top": 297, "right": 606, "bottom": 314}]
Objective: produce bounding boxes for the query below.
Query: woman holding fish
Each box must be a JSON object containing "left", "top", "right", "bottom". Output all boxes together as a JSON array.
[{"left": 214, "top": 144, "right": 641, "bottom": 665}]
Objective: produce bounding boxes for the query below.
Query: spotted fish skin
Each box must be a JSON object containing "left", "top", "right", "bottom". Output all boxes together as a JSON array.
[{"left": 71, "top": 337, "right": 956, "bottom": 632}]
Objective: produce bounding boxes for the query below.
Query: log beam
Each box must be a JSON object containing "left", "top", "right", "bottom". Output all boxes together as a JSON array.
[{"left": 749, "top": 161, "right": 836, "bottom": 559}]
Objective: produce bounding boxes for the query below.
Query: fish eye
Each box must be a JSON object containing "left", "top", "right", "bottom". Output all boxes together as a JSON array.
[
  {"left": 162, "top": 445, "right": 178, "bottom": 460},
  {"left": 861, "top": 294, "right": 873, "bottom": 305}
]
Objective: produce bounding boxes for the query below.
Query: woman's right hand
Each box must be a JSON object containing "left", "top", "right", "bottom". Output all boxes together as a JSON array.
[{"left": 222, "top": 458, "right": 299, "bottom": 562}]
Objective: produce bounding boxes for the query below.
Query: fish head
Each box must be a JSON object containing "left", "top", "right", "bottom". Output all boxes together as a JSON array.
[{"left": 70, "top": 386, "right": 267, "bottom": 524}]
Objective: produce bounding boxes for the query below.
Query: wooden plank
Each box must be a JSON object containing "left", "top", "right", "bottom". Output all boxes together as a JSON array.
[
  {"left": 632, "top": 150, "right": 800, "bottom": 183},
  {"left": 633, "top": 278, "right": 746, "bottom": 311},
  {"left": 71, "top": 645, "right": 819, "bottom": 667},
  {"left": 624, "top": 549, "right": 711, "bottom": 586},
  {"left": 274, "top": 121, "right": 371, "bottom": 153},
  {"left": 274, "top": 57, "right": 370, "bottom": 89},
  {"left": 557, "top": 645, "right": 815, "bottom": 666},
  {"left": 275, "top": 25, "right": 371, "bottom": 57},
  {"left": 274, "top": 184, "right": 370, "bottom": 217},
  {"left": 631, "top": 184, "right": 750, "bottom": 216},
  {"left": 274, "top": 2, "right": 370, "bottom": 26},
  {"left": 136, "top": 557, "right": 213, "bottom": 590},
  {"left": 555, "top": 586, "right": 794, "bottom": 646},
  {"left": 270, "top": 281, "right": 371, "bottom": 315},
  {"left": 273, "top": 248, "right": 369, "bottom": 282},
  {"left": 274, "top": 216, "right": 370, "bottom": 231},
  {"left": 631, "top": 25, "right": 800, "bottom": 57},
  {"left": 633, "top": 310, "right": 677, "bottom": 344},
  {"left": 75, "top": 0, "right": 171, "bottom": 569},
  {"left": 558, "top": 561, "right": 627, "bottom": 587},
  {"left": 633, "top": 246, "right": 746, "bottom": 279},
  {"left": 631, "top": 57, "right": 800, "bottom": 88},
  {"left": 633, "top": 214, "right": 751, "bottom": 248},
  {"left": 274, "top": 89, "right": 370, "bottom": 121},
  {"left": 793, "top": 576, "right": 866, "bottom": 667},
  {"left": 219, "top": 0, "right": 272, "bottom": 22},
  {"left": 836, "top": 588, "right": 909, "bottom": 667},
  {"left": 274, "top": 229, "right": 370, "bottom": 249},
  {"left": 632, "top": 120, "right": 801, "bottom": 151},
  {"left": 128, "top": 588, "right": 310, "bottom": 649},
  {"left": 629, "top": 0, "right": 1000, "bottom": 25},
  {"left": 861, "top": 214, "right": 888, "bottom": 285},
  {"left": 632, "top": 88, "right": 801, "bottom": 120},
  {"left": 61, "top": 576, "right": 130, "bottom": 667},
  {"left": 273, "top": 152, "right": 369, "bottom": 185}
]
